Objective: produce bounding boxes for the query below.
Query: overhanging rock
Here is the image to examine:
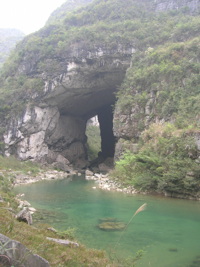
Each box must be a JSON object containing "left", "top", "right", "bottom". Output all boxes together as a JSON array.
[{"left": 4, "top": 47, "right": 133, "bottom": 169}]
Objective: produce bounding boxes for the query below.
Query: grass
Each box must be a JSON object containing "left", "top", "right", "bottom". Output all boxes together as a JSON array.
[
  {"left": 0, "top": 207, "right": 113, "bottom": 266},
  {"left": 0, "top": 155, "right": 41, "bottom": 175},
  {"left": 0, "top": 156, "right": 145, "bottom": 266},
  {"left": 0, "top": 190, "right": 143, "bottom": 267},
  {"left": 86, "top": 124, "right": 101, "bottom": 161},
  {"left": 0, "top": 156, "right": 111, "bottom": 266},
  {"left": 0, "top": 182, "right": 117, "bottom": 267},
  {"left": 0, "top": 156, "right": 129, "bottom": 266}
]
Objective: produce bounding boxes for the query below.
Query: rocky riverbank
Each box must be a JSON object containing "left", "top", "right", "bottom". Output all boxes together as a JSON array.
[
  {"left": 85, "top": 170, "right": 137, "bottom": 194},
  {"left": 4, "top": 169, "right": 72, "bottom": 186},
  {"left": 5, "top": 164, "right": 137, "bottom": 195}
]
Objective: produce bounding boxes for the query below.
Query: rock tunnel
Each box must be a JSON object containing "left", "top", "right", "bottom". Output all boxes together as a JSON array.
[
  {"left": 43, "top": 64, "right": 120, "bottom": 170},
  {"left": 4, "top": 50, "right": 133, "bottom": 170}
]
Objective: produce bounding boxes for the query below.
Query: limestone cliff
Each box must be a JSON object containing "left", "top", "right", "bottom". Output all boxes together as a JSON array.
[
  {"left": 0, "top": 0, "right": 199, "bottom": 173},
  {"left": 3, "top": 45, "right": 132, "bottom": 168}
]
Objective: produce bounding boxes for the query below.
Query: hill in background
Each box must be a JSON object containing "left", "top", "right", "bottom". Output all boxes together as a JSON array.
[{"left": 0, "top": 28, "right": 25, "bottom": 68}]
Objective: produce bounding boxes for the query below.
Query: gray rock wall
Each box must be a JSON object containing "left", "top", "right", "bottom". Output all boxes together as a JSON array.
[
  {"left": 4, "top": 105, "right": 87, "bottom": 169},
  {"left": 4, "top": 50, "right": 131, "bottom": 168}
]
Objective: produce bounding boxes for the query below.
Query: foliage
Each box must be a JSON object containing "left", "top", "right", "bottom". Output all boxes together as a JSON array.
[
  {"left": 113, "top": 20, "right": 200, "bottom": 198},
  {"left": 0, "top": 208, "right": 115, "bottom": 266},
  {"left": 0, "top": 73, "right": 44, "bottom": 122},
  {"left": 0, "top": 0, "right": 199, "bottom": 200},
  {"left": 86, "top": 124, "right": 101, "bottom": 160},
  {"left": 0, "top": 28, "right": 24, "bottom": 68},
  {"left": 46, "top": 0, "right": 94, "bottom": 25},
  {"left": 116, "top": 37, "right": 200, "bottom": 131},
  {"left": 0, "top": 0, "right": 199, "bottom": 123},
  {"left": 0, "top": 174, "right": 13, "bottom": 196},
  {"left": 0, "top": 155, "right": 41, "bottom": 174},
  {"left": 56, "top": 228, "right": 77, "bottom": 240},
  {"left": 0, "top": 156, "right": 43, "bottom": 204},
  {"left": 113, "top": 123, "right": 200, "bottom": 197}
]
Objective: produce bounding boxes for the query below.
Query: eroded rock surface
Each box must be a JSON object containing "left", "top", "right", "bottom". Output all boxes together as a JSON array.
[
  {"left": 4, "top": 47, "right": 132, "bottom": 169},
  {"left": 2, "top": 0, "right": 200, "bottom": 170}
]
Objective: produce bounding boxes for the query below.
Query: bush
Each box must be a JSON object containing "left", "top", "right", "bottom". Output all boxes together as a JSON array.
[
  {"left": 86, "top": 124, "right": 101, "bottom": 160},
  {"left": 113, "top": 123, "right": 200, "bottom": 197}
]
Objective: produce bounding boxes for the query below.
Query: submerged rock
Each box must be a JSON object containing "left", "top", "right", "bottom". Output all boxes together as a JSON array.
[
  {"left": 168, "top": 248, "right": 178, "bottom": 252},
  {"left": 98, "top": 217, "right": 126, "bottom": 231}
]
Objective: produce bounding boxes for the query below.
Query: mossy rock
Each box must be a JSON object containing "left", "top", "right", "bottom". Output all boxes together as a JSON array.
[{"left": 98, "top": 220, "right": 126, "bottom": 231}]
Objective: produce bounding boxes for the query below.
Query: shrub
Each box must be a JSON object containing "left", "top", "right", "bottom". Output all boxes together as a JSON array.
[{"left": 113, "top": 123, "right": 200, "bottom": 197}]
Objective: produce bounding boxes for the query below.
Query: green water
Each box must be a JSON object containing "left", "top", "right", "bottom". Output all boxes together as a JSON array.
[{"left": 15, "top": 176, "right": 200, "bottom": 267}]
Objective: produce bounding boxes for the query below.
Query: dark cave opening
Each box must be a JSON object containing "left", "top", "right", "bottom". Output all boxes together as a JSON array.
[{"left": 97, "top": 104, "right": 115, "bottom": 159}]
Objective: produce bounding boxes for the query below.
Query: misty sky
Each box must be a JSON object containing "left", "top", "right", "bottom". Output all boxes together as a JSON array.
[{"left": 0, "top": 0, "right": 66, "bottom": 35}]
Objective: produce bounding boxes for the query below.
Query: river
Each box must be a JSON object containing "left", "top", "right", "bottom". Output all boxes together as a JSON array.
[{"left": 14, "top": 175, "right": 200, "bottom": 267}]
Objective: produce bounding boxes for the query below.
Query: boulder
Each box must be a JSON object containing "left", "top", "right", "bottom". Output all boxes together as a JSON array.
[
  {"left": 16, "top": 207, "right": 33, "bottom": 225},
  {"left": 98, "top": 157, "right": 114, "bottom": 173},
  {"left": 0, "top": 233, "right": 49, "bottom": 267}
]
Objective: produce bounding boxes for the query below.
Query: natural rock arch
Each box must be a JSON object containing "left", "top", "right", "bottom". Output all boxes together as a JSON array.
[{"left": 4, "top": 48, "right": 133, "bottom": 170}]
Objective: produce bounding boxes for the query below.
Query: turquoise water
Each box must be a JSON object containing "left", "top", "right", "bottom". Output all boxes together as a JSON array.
[{"left": 15, "top": 176, "right": 200, "bottom": 267}]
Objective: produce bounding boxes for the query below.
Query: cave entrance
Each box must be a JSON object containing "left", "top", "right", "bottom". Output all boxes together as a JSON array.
[{"left": 86, "top": 104, "right": 115, "bottom": 165}]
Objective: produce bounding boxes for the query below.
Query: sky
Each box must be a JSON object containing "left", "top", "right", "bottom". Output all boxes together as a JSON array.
[{"left": 0, "top": 0, "right": 66, "bottom": 35}]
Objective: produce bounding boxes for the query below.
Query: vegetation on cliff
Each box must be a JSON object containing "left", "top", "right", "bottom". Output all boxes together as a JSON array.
[
  {"left": 114, "top": 37, "right": 200, "bottom": 197},
  {"left": 46, "top": 0, "right": 94, "bottom": 25},
  {"left": 0, "top": 0, "right": 199, "bottom": 197},
  {"left": 116, "top": 37, "right": 200, "bottom": 129},
  {"left": 0, "top": 0, "right": 199, "bottom": 265},
  {"left": 0, "top": 0, "right": 199, "bottom": 121},
  {"left": 86, "top": 124, "right": 101, "bottom": 160},
  {"left": 113, "top": 123, "right": 200, "bottom": 198},
  {"left": 0, "top": 28, "right": 24, "bottom": 69}
]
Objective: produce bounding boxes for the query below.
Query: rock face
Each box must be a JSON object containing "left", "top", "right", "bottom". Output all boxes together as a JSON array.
[
  {"left": 0, "top": 233, "right": 49, "bottom": 267},
  {"left": 4, "top": 47, "right": 132, "bottom": 169},
  {"left": 1, "top": 0, "right": 200, "bottom": 169}
]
